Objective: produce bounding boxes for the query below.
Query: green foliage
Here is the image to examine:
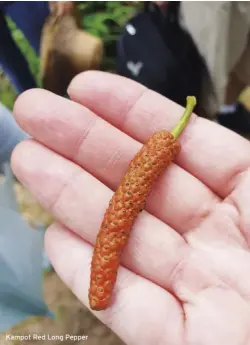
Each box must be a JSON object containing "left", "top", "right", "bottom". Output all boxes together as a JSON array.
[
  {"left": 81, "top": 1, "right": 137, "bottom": 36},
  {"left": 0, "top": 1, "right": 140, "bottom": 110},
  {"left": 0, "top": 71, "right": 16, "bottom": 110},
  {"left": 7, "top": 18, "right": 40, "bottom": 83}
]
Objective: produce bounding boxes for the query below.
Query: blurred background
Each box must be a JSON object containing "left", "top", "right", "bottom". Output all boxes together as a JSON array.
[
  {"left": 0, "top": 2, "right": 141, "bottom": 345},
  {"left": 0, "top": 1, "right": 249, "bottom": 345},
  {"left": 0, "top": 1, "right": 139, "bottom": 109}
]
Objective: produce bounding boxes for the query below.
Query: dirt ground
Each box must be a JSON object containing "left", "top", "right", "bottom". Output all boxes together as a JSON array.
[{"left": 1, "top": 87, "right": 250, "bottom": 344}]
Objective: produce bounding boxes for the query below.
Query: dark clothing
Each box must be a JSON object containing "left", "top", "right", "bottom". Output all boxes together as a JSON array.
[{"left": 0, "top": 1, "right": 49, "bottom": 93}]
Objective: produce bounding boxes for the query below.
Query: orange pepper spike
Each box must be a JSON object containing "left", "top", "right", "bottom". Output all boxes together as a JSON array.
[{"left": 89, "top": 96, "right": 196, "bottom": 310}]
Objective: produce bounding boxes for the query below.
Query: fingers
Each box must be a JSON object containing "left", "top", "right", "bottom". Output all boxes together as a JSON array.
[
  {"left": 11, "top": 139, "right": 189, "bottom": 292},
  {"left": 45, "top": 223, "right": 184, "bottom": 345},
  {"left": 68, "top": 71, "right": 250, "bottom": 198},
  {"left": 13, "top": 88, "right": 219, "bottom": 234}
]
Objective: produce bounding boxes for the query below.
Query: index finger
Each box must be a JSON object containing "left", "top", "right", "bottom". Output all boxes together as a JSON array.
[{"left": 68, "top": 72, "right": 250, "bottom": 198}]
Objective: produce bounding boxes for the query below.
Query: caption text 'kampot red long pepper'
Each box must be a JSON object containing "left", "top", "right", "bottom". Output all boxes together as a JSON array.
[{"left": 89, "top": 96, "right": 197, "bottom": 311}]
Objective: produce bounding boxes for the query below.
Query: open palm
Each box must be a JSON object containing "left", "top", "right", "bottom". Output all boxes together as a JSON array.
[{"left": 12, "top": 72, "right": 250, "bottom": 345}]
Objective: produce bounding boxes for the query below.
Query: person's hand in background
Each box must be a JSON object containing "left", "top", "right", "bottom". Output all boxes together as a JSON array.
[
  {"left": 49, "top": 1, "right": 74, "bottom": 17},
  {"left": 154, "top": 1, "right": 168, "bottom": 7},
  {"left": 11, "top": 72, "right": 250, "bottom": 345}
]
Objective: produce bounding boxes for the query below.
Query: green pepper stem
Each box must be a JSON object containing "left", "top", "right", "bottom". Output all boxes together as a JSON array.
[{"left": 171, "top": 96, "right": 197, "bottom": 139}]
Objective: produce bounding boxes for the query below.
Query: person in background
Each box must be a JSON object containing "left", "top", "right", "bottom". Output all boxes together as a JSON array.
[
  {"left": 167, "top": 1, "right": 250, "bottom": 134},
  {"left": 0, "top": 101, "right": 52, "bottom": 273},
  {"left": 181, "top": 1, "right": 250, "bottom": 133},
  {"left": 0, "top": 1, "right": 73, "bottom": 168},
  {"left": 0, "top": 1, "right": 49, "bottom": 93},
  {"left": 0, "top": 101, "right": 28, "bottom": 170},
  {"left": 0, "top": 1, "right": 73, "bottom": 94}
]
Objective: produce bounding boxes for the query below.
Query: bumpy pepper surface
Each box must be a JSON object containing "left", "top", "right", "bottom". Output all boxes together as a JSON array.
[{"left": 89, "top": 97, "right": 197, "bottom": 311}]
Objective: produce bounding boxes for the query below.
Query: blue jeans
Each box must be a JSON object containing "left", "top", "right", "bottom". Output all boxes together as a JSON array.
[
  {"left": 0, "top": 102, "right": 29, "bottom": 169},
  {"left": 0, "top": 1, "right": 49, "bottom": 94}
]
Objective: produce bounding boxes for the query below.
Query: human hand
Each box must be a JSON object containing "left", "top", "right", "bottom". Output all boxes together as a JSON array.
[
  {"left": 154, "top": 1, "right": 168, "bottom": 7},
  {"left": 49, "top": 1, "right": 74, "bottom": 17},
  {"left": 11, "top": 72, "right": 250, "bottom": 345}
]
